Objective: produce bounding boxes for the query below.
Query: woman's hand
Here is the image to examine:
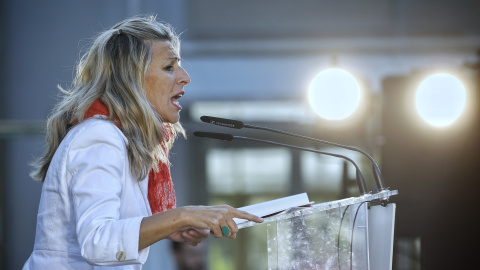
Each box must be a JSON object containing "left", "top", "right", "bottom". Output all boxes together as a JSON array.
[
  {"left": 168, "top": 228, "right": 210, "bottom": 246},
  {"left": 178, "top": 205, "right": 263, "bottom": 239},
  {"left": 139, "top": 205, "right": 263, "bottom": 250}
]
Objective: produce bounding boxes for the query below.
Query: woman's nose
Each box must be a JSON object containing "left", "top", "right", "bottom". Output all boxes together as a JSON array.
[{"left": 178, "top": 67, "right": 191, "bottom": 86}]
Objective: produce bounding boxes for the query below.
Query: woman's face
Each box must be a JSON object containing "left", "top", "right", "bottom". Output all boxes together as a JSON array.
[{"left": 145, "top": 41, "right": 190, "bottom": 124}]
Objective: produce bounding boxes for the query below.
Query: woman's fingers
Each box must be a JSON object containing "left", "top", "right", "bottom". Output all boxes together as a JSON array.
[
  {"left": 181, "top": 205, "right": 263, "bottom": 239},
  {"left": 170, "top": 205, "right": 263, "bottom": 246},
  {"left": 181, "top": 228, "right": 209, "bottom": 246},
  {"left": 231, "top": 208, "right": 264, "bottom": 223},
  {"left": 224, "top": 218, "right": 239, "bottom": 237},
  {"left": 186, "top": 228, "right": 210, "bottom": 239},
  {"left": 205, "top": 207, "right": 232, "bottom": 238}
]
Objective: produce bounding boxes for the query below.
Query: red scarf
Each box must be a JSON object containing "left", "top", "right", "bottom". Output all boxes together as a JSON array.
[{"left": 83, "top": 99, "right": 176, "bottom": 214}]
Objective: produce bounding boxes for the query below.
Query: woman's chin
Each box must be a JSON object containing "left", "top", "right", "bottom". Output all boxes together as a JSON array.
[{"left": 162, "top": 115, "right": 180, "bottom": 124}]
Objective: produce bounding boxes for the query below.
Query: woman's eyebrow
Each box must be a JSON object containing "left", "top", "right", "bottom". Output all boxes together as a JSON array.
[{"left": 168, "top": 56, "right": 181, "bottom": 62}]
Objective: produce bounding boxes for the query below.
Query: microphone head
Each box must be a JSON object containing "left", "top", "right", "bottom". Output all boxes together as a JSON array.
[
  {"left": 200, "top": 116, "right": 244, "bottom": 129},
  {"left": 193, "top": 131, "right": 234, "bottom": 141}
]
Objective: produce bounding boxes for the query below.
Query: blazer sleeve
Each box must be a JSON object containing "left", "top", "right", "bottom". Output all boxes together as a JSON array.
[{"left": 67, "top": 121, "right": 147, "bottom": 266}]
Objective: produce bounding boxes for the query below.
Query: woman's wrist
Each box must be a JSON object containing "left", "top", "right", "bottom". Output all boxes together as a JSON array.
[{"left": 175, "top": 206, "right": 195, "bottom": 229}]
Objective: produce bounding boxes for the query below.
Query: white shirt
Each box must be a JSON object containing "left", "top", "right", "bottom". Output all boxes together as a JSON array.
[{"left": 24, "top": 118, "right": 152, "bottom": 269}]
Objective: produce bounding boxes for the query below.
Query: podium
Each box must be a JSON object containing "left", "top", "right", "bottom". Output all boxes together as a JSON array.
[
  {"left": 194, "top": 117, "right": 399, "bottom": 269},
  {"left": 238, "top": 190, "right": 398, "bottom": 270}
]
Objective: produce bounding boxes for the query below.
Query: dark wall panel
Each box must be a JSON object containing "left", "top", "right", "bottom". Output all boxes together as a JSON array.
[{"left": 382, "top": 70, "right": 480, "bottom": 268}]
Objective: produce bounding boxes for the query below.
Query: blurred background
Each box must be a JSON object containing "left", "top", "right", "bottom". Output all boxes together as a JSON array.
[{"left": 1, "top": 0, "right": 479, "bottom": 269}]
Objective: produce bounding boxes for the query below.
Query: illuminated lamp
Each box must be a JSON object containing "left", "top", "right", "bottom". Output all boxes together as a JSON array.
[
  {"left": 308, "top": 68, "right": 361, "bottom": 120},
  {"left": 415, "top": 73, "right": 467, "bottom": 127}
]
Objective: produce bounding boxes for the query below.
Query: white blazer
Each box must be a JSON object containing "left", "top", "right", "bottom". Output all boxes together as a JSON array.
[{"left": 24, "top": 118, "right": 152, "bottom": 270}]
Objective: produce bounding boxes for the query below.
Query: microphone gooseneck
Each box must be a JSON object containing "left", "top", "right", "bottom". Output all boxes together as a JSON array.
[
  {"left": 194, "top": 131, "right": 368, "bottom": 195},
  {"left": 193, "top": 131, "right": 234, "bottom": 141},
  {"left": 200, "top": 115, "right": 387, "bottom": 192}
]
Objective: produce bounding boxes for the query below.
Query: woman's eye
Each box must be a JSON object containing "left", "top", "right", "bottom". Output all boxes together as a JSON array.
[{"left": 164, "top": 65, "right": 174, "bottom": 72}]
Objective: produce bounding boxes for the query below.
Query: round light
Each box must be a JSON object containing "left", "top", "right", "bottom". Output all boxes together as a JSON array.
[
  {"left": 308, "top": 68, "right": 361, "bottom": 120},
  {"left": 415, "top": 73, "right": 467, "bottom": 127}
]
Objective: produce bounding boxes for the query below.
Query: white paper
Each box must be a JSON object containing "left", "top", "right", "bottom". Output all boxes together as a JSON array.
[{"left": 234, "top": 193, "right": 311, "bottom": 224}]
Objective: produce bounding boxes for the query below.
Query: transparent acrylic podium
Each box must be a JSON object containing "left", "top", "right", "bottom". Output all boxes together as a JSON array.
[{"left": 238, "top": 190, "right": 398, "bottom": 270}]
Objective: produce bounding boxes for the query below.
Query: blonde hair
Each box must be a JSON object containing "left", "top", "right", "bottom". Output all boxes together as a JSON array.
[{"left": 31, "top": 15, "right": 185, "bottom": 182}]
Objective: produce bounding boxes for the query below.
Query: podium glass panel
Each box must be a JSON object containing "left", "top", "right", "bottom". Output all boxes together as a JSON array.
[
  {"left": 266, "top": 203, "right": 370, "bottom": 270},
  {"left": 239, "top": 190, "right": 398, "bottom": 270}
]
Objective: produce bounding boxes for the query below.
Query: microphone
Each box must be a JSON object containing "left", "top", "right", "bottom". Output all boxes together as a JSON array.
[
  {"left": 200, "top": 115, "right": 387, "bottom": 192},
  {"left": 193, "top": 131, "right": 368, "bottom": 195}
]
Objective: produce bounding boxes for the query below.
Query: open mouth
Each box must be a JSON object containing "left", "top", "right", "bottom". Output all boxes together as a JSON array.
[
  {"left": 171, "top": 92, "right": 184, "bottom": 109},
  {"left": 172, "top": 93, "right": 183, "bottom": 99}
]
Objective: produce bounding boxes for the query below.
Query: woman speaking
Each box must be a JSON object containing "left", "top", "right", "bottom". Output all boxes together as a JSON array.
[{"left": 23, "top": 15, "right": 263, "bottom": 269}]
